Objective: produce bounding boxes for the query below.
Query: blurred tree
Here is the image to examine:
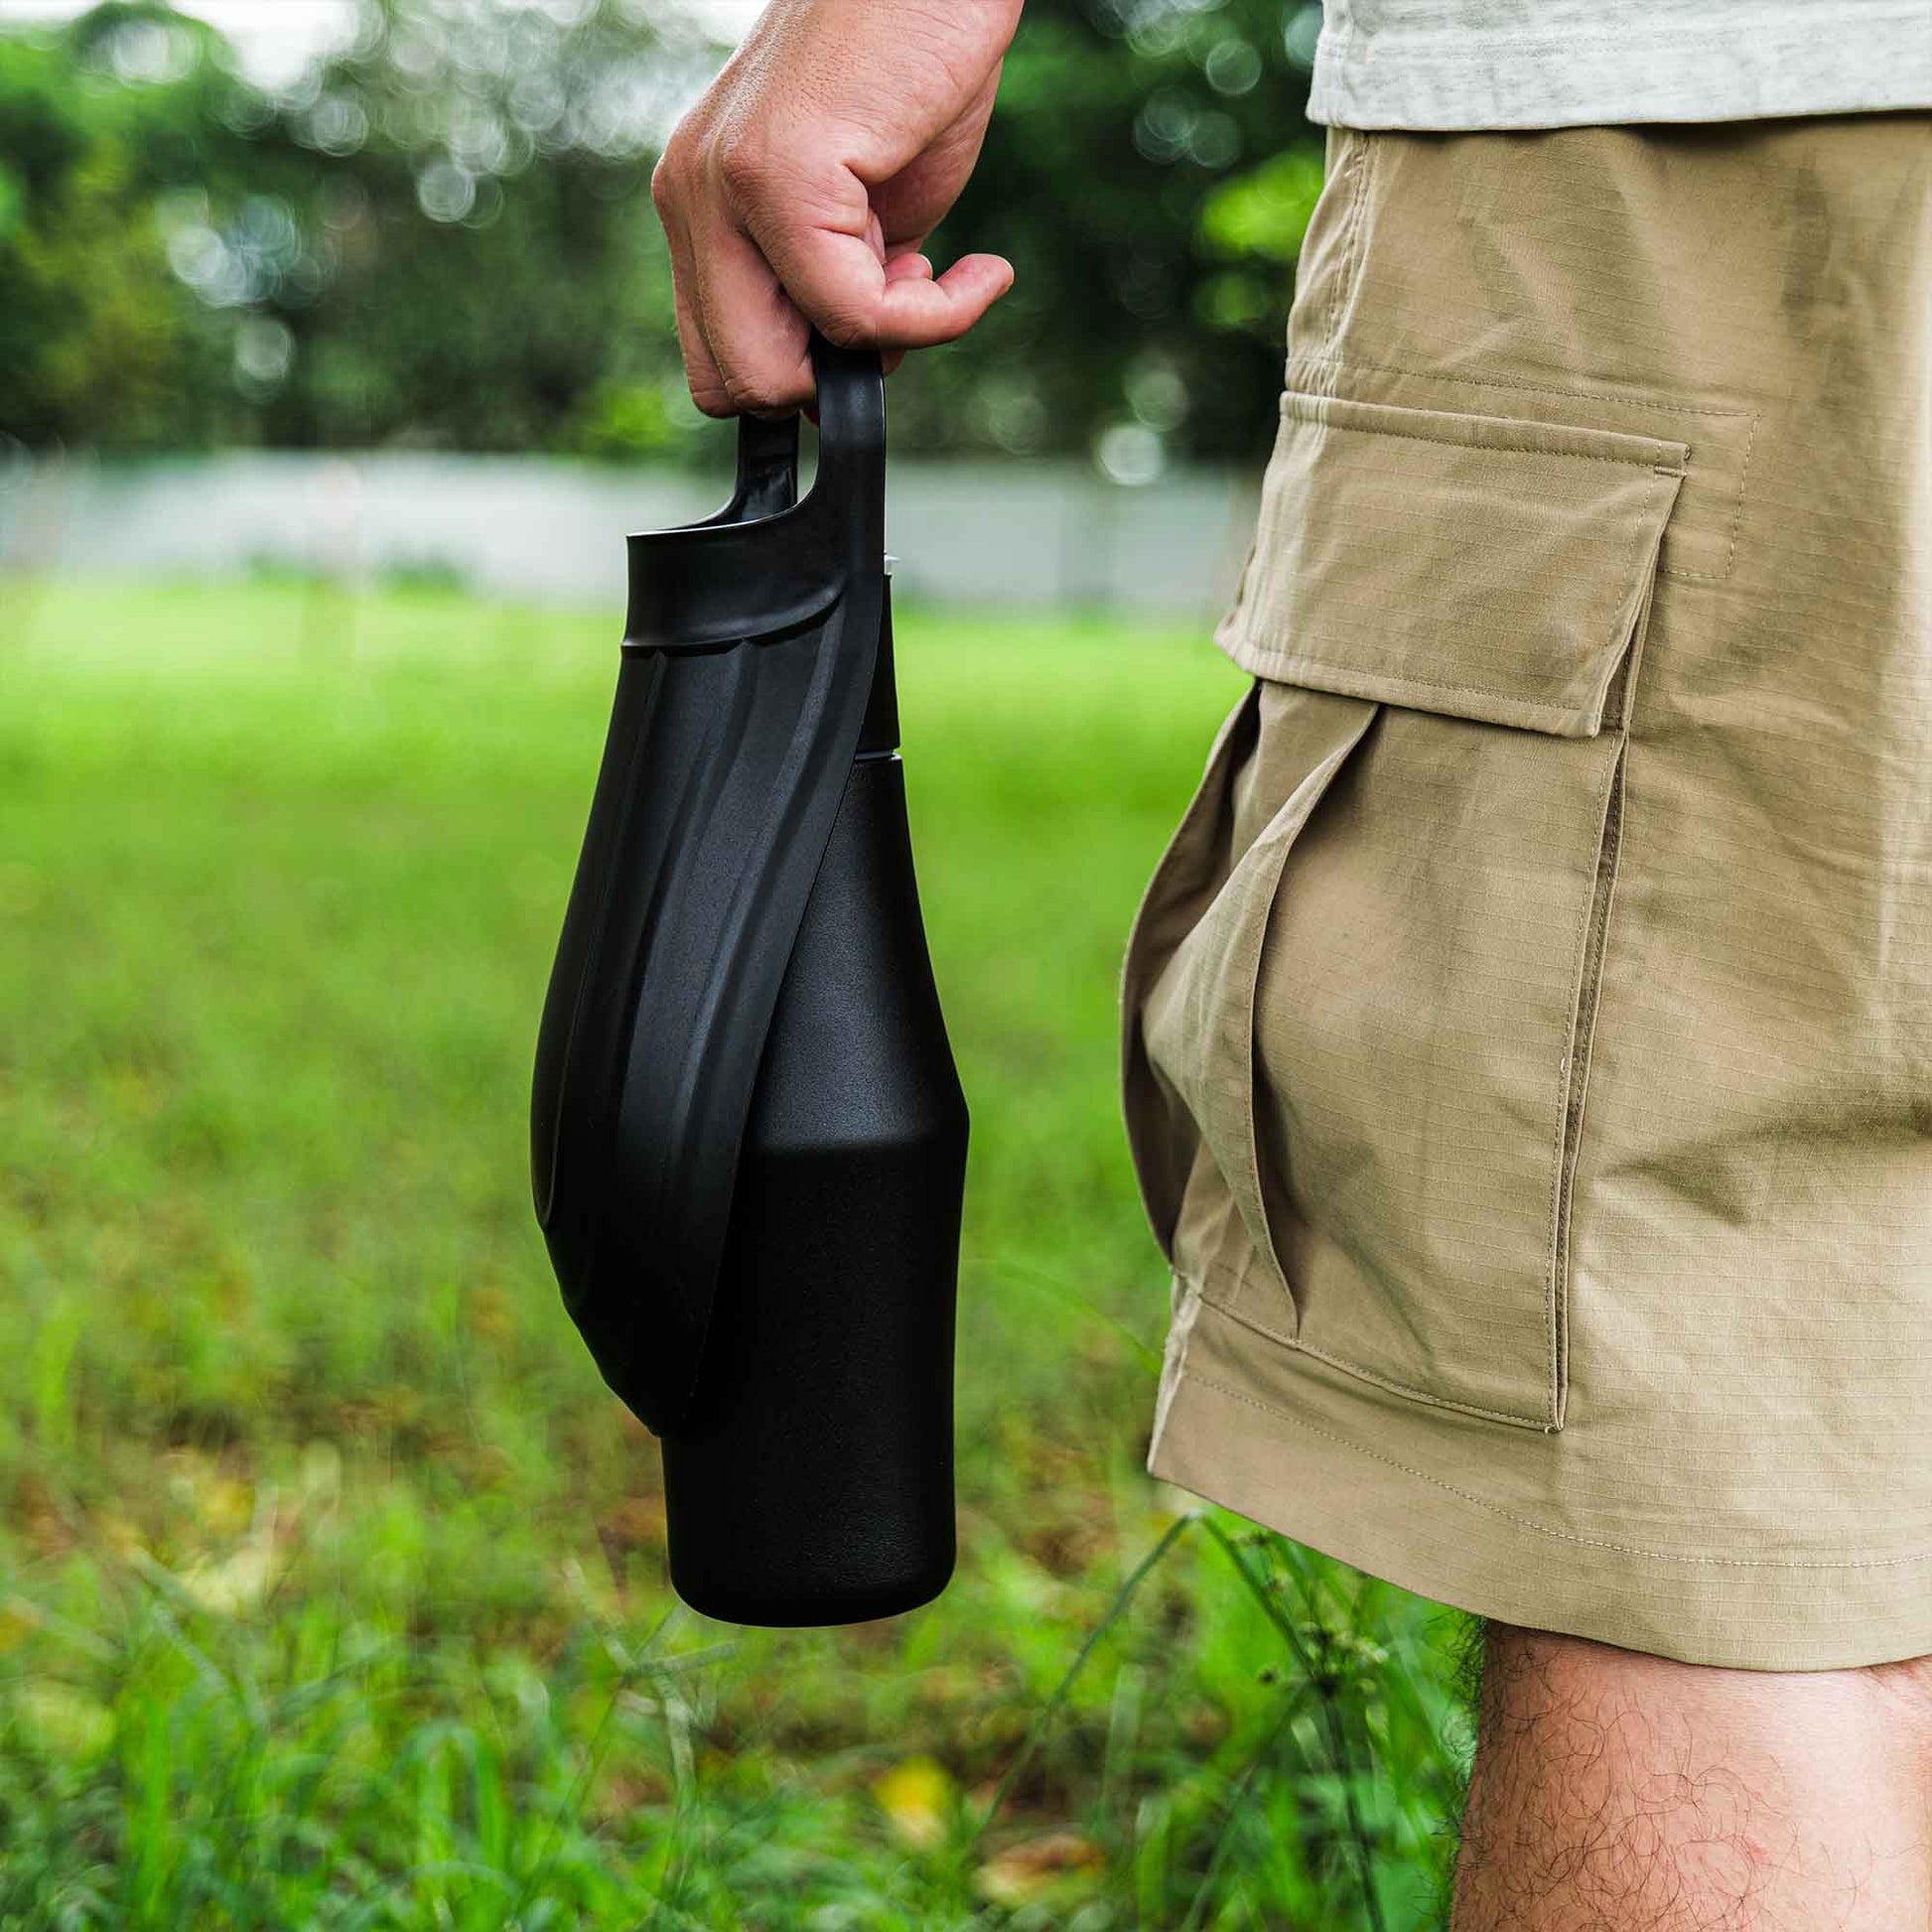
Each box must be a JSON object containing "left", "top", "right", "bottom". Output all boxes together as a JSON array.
[
  {"left": 0, "top": 0, "right": 1324, "bottom": 467},
  {"left": 0, "top": 0, "right": 707, "bottom": 456},
  {"left": 263, "top": 0, "right": 709, "bottom": 453},
  {"left": 903, "top": 0, "right": 1324, "bottom": 468},
  {"left": 0, "top": 6, "right": 236, "bottom": 447}
]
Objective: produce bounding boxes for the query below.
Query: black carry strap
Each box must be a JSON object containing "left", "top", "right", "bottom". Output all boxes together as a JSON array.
[{"left": 531, "top": 334, "right": 888, "bottom": 1435}]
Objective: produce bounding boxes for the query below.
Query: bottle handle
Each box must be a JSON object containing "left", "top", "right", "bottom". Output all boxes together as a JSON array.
[
  {"left": 721, "top": 332, "right": 885, "bottom": 563},
  {"left": 726, "top": 414, "right": 800, "bottom": 522},
  {"left": 800, "top": 331, "right": 885, "bottom": 563},
  {"left": 628, "top": 333, "right": 885, "bottom": 649}
]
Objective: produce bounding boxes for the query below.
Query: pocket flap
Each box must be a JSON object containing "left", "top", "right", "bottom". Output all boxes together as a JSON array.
[{"left": 1218, "top": 391, "right": 1689, "bottom": 738}]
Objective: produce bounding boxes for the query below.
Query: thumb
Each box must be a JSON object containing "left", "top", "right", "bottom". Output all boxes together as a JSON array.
[{"left": 748, "top": 197, "right": 1012, "bottom": 350}]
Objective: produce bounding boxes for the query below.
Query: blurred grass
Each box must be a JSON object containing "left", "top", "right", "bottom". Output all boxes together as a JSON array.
[{"left": 0, "top": 581, "right": 1474, "bottom": 1929}]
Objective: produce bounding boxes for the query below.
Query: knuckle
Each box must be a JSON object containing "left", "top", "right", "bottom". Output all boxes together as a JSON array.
[
  {"left": 649, "top": 134, "right": 691, "bottom": 203},
  {"left": 713, "top": 129, "right": 774, "bottom": 202},
  {"left": 720, "top": 368, "right": 781, "bottom": 414},
  {"left": 648, "top": 157, "right": 676, "bottom": 215}
]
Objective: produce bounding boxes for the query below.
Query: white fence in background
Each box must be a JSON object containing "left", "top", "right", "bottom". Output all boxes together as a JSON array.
[{"left": 0, "top": 449, "right": 1265, "bottom": 620}]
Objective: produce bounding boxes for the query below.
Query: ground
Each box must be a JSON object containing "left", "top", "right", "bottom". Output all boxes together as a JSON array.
[{"left": 0, "top": 579, "right": 1469, "bottom": 1929}]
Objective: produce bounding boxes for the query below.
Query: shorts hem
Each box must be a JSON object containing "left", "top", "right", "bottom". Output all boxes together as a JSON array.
[{"left": 1146, "top": 1285, "right": 1932, "bottom": 1673}]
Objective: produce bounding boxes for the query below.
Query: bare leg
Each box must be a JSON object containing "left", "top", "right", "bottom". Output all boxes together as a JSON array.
[{"left": 1449, "top": 1621, "right": 1932, "bottom": 1930}]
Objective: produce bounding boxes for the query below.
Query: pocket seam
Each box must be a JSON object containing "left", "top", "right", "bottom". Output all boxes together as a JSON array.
[
  {"left": 1282, "top": 351, "right": 1754, "bottom": 584},
  {"left": 1543, "top": 731, "right": 1630, "bottom": 1431},
  {"left": 1280, "top": 410, "right": 1687, "bottom": 475},
  {"left": 1323, "top": 131, "right": 1376, "bottom": 363},
  {"left": 1191, "top": 1255, "right": 1565, "bottom": 1433},
  {"left": 1278, "top": 389, "right": 1690, "bottom": 473},
  {"left": 1286, "top": 348, "right": 1753, "bottom": 420}
]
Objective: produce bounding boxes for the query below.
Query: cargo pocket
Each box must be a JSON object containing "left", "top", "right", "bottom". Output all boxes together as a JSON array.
[{"left": 1123, "top": 390, "right": 1687, "bottom": 1432}]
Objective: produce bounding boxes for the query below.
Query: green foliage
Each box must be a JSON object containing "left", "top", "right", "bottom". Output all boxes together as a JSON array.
[
  {"left": 0, "top": 581, "right": 1474, "bottom": 1925},
  {"left": 908, "top": 0, "right": 1324, "bottom": 464},
  {"left": 1200, "top": 145, "right": 1327, "bottom": 262},
  {"left": 0, "top": 0, "right": 1323, "bottom": 465},
  {"left": 0, "top": 0, "right": 694, "bottom": 456},
  {"left": 247, "top": 0, "right": 696, "bottom": 454},
  {"left": 1195, "top": 142, "right": 1328, "bottom": 335},
  {"left": 562, "top": 377, "right": 696, "bottom": 461},
  {"left": 0, "top": 18, "right": 222, "bottom": 448}
]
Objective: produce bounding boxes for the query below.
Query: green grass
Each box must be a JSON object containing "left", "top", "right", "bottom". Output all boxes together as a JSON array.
[{"left": 0, "top": 581, "right": 1475, "bottom": 1929}]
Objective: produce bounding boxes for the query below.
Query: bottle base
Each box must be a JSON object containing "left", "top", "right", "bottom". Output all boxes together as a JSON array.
[{"left": 668, "top": 1547, "right": 956, "bottom": 1628}]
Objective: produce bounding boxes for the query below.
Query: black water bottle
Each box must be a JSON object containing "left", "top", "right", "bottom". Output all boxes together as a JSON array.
[{"left": 529, "top": 336, "right": 968, "bottom": 1626}]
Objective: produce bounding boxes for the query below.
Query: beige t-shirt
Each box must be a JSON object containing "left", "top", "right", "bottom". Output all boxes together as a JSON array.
[{"left": 1306, "top": 0, "right": 1932, "bottom": 128}]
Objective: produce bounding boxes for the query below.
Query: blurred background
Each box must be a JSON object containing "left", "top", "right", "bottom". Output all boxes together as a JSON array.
[
  {"left": 0, "top": 3, "right": 1473, "bottom": 1925},
  {"left": 0, "top": 0, "right": 1336, "bottom": 608}
]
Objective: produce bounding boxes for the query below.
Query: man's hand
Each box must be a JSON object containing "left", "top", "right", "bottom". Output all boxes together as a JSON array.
[{"left": 650, "top": 0, "right": 1024, "bottom": 416}]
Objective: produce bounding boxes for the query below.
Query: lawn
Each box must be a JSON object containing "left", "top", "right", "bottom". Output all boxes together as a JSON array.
[{"left": 0, "top": 580, "right": 1473, "bottom": 1930}]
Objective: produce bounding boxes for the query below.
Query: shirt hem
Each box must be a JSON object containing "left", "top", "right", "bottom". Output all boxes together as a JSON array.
[{"left": 1306, "top": 8, "right": 1932, "bottom": 129}]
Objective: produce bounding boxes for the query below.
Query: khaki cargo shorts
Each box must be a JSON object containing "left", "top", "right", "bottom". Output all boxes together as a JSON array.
[{"left": 1121, "top": 112, "right": 1932, "bottom": 1671}]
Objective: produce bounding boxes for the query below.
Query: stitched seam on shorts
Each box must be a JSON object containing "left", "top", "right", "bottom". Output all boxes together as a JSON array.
[
  {"left": 1232, "top": 653, "right": 1581, "bottom": 728},
  {"left": 1318, "top": 142, "right": 1348, "bottom": 362},
  {"left": 1549, "top": 736, "right": 1628, "bottom": 1431},
  {"left": 1192, "top": 1260, "right": 1553, "bottom": 1429},
  {"left": 1289, "top": 349, "right": 1752, "bottom": 419},
  {"left": 1279, "top": 394, "right": 1689, "bottom": 472},
  {"left": 1285, "top": 352, "right": 1757, "bottom": 584},
  {"left": 1540, "top": 736, "right": 1623, "bottom": 1429},
  {"left": 1324, "top": 132, "right": 1375, "bottom": 368},
  {"left": 1687, "top": 405, "right": 1757, "bottom": 585},
  {"left": 1173, "top": 1355, "right": 1932, "bottom": 1571}
]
